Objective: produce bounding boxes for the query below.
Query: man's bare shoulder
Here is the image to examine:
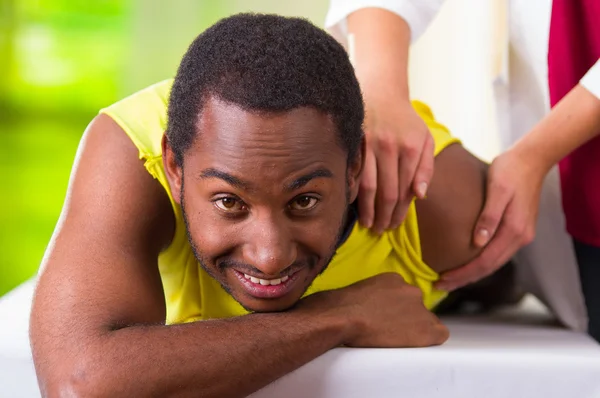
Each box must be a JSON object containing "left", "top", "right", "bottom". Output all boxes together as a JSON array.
[
  {"left": 75, "top": 112, "right": 174, "bottom": 243},
  {"left": 32, "top": 112, "right": 175, "bottom": 332}
]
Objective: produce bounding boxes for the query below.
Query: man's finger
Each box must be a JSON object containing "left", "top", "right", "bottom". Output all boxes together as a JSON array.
[
  {"left": 412, "top": 133, "right": 435, "bottom": 200},
  {"left": 358, "top": 145, "right": 378, "bottom": 228},
  {"left": 472, "top": 176, "right": 513, "bottom": 247}
]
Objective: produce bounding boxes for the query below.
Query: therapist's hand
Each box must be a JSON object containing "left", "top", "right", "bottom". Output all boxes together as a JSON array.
[
  {"left": 360, "top": 100, "right": 435, "bottom": 234},
  {"left": 436, "top": 149, "right": 545, "bottom": 291}
]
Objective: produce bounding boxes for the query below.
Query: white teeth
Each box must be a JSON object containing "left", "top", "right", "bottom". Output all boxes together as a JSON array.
[{"left": 243, "top": 273, "right": 288, "bottom": 286}]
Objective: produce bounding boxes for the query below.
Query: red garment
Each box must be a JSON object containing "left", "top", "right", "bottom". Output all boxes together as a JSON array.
[{"left": 548, "top": 0, "right": 600, "bottom": 246}]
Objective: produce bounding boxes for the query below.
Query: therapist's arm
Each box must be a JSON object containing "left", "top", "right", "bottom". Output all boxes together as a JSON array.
[
  {"left": 437, "top": 78, "right": 600, "bottom": 290},
  {"left": 31, "top": 115, "right": 448, "bottom": 398},
  {"left": 515, "top": 84, "right": 600, "bottom": 168},
  {"left": 347, "top": 8, "right": 436, "bottom": 234}
]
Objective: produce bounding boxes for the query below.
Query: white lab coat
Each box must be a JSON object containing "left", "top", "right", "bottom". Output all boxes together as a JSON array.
[{"left": 326, "top": 0, "right": 600, "bottom": 332}]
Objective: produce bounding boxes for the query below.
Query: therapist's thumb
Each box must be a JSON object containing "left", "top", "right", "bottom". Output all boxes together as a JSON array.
[{"left": 473, "top": 180, "right": 512, "bottom": 247}]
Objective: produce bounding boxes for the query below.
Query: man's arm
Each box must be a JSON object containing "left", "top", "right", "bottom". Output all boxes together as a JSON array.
[{"left": 31, "top": 115, "right": 447, "bottom": 398}]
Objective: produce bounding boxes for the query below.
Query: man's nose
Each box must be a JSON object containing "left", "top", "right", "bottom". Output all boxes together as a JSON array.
[{"left": 243, "top": 214, "right": 297, "bottom": 276}]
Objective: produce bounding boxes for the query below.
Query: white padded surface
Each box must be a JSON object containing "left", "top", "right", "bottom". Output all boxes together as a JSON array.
[
  {"left": 2, "top": 280, "right": 599, "bottom": 398},
  {"left": 0, "top": 280, "right": 40, "bottom": 398}
]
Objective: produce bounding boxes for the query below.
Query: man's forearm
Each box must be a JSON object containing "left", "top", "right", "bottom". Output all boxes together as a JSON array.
[{"left": 49, "top": 308, "right": 349, "bottom": 398}]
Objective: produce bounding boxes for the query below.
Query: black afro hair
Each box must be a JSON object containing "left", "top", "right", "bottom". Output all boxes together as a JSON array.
[{"left": 166, "top": 13, "right": 364, "bottom": 166}]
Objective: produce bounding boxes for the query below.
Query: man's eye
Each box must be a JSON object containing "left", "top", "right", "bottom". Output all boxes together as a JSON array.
[
  {"left": 214, "top": 197, "right": 245, "bottom": 212},
  {"left": 289, "top": 196, "right": 319, "bottom": 211}
]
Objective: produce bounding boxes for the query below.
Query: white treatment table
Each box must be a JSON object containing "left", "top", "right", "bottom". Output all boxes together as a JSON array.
[{"left": 2, "top": 280, "right": 599, "bottom": 398}]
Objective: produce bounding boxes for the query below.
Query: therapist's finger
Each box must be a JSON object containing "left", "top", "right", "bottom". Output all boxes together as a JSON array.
[
  {"left": 358, "top": 143, "right": 377, "bottom": 228},
  {"left": 435, "top": 213, "right": 523, "bottom": 291},
  {"left": 412, "top": 133, "right": 434, "bottom": 200},
  {"left": 472, "top": 177, "right": 513, "bottom": 247},
  {"left": 372, "top": 144, "right": 399, "bottom": 234},
  {"left": 389, "top": 134, "right": 434, "bottom": 229}
]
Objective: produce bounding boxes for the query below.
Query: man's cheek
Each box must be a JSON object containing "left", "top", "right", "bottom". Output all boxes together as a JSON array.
[{"left": 193, "top": 221, "right": 240, "bottom": 253}]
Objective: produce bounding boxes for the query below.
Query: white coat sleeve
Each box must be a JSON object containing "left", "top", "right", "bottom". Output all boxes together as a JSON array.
[
  {"left": 580, "top": 58, "right": 600, "bottom": 100},
  {"left": 325, "top": 0, "right": 446, "bottom": 44}
]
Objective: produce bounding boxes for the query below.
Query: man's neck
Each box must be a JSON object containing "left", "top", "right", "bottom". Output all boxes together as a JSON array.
[{"left": 336, "top": 202, "right": 359, "bottom": 248}]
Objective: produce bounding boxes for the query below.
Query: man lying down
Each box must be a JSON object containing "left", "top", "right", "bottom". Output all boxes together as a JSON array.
[{"left": 30, "top": 13, "right": 518, "bottom": 397}]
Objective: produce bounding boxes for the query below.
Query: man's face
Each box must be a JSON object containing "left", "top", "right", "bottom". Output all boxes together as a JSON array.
[{"left": 165, "top": 97, "right": 361, "bottom": 313}]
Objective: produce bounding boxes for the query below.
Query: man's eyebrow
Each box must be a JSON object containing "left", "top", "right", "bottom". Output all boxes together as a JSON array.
[
  {"left": 198, "top": 168, "right": 251, "bottom": 190},
  {"left": 285, "top": 169, "right": 333, "bottom": 191}
]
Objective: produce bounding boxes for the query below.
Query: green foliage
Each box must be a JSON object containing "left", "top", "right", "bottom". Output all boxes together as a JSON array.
[
  {"left": 0, "top": 0, "right": 322, "bottom": 296},
  {"left": 0, "top": 0, "right": 128, "bottom": 295}
]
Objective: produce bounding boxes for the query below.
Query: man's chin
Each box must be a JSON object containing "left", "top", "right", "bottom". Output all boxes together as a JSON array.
[{"left": 232, "top": 292, "right": 302, "bottom": 313}]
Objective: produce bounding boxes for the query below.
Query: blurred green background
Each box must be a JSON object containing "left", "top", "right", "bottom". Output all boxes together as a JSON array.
[{"left": 0, "top": 0, "right": 327, "bottom": 296}]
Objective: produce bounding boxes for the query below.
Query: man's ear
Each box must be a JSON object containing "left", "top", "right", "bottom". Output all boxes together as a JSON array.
[
  {"left": 347, "top": 136, "right": 366, "bottom": 203},
  {"left": 162, "top": 134, "right": 183, "bottom": 205}
]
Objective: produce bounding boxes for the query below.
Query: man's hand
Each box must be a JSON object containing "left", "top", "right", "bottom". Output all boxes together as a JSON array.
[
  {"left": 436, "top": 149, "right": 545, "bottom": 291},
  {"left": 360, "top": 102, "right": 435, "bottom": 234},
  {"left": 300, "top": 273, "right": 449, "bottom": 347}
]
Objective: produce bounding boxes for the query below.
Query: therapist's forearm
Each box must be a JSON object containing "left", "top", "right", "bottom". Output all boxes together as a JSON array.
[
  {"left": 347, "top": 8, "right": 412, "bottom": 105},
  {"left": 513, "top": 84, "right": 600, "bottom": 172}
]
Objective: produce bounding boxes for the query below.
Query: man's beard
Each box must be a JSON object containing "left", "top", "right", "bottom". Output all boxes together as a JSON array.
[{"left": 179, "top": 174, "right": 351, "bottom": 312}]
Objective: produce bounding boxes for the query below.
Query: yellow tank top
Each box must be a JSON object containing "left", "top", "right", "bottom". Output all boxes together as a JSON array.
[{"left": 101, "top": 80, "right": 459, "bottom": 324}]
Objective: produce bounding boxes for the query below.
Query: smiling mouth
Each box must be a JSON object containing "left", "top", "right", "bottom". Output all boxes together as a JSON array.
[
  {"left": 242, "top": 273, "right": 290, "bottom": 286},
  {"left": 233, "top": 269, "right": 303, "bottom": 300}
]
